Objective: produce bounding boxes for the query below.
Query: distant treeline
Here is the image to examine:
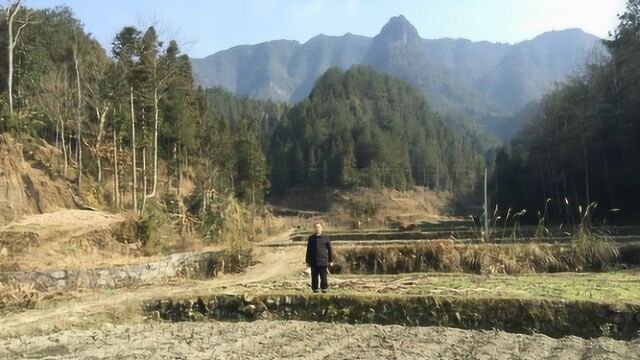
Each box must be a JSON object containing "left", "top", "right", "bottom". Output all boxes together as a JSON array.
[{"left": 492, "top": 0, "right": 640, "bottom": 221}]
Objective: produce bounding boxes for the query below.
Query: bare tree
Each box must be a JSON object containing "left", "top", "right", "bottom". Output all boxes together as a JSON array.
[
  {"left": 130, "top": 86, "right": 137, "bottom": 212},
  {"left": 73, "top": 41, "right": 82, "bottom": 188},
  {"left": 147, "top": 69, "right": 175, "bottom": 198},
  {"left": 113, "top": 128, "right": 119, "bottom": 207},
  {"left": 35, "top": 69, "right": 72, "bottom": 175},
  {"left": 85, "top": 64, "right": 123, "bottom": 184},
  {"left": 4, "top": 0, "right": 35, "bottom": 116}
]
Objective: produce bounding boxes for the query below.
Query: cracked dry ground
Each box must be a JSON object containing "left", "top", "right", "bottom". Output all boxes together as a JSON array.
[{"left": 1, "top": 246, "right": 640, "bottom": 359}]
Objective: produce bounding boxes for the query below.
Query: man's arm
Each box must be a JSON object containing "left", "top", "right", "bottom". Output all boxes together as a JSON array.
[
  {"left": 326, "top": 236, "right": 333, "bottom": 265},
  {"left": 305, "top": 236, "right": 312, "bottom": 265}
]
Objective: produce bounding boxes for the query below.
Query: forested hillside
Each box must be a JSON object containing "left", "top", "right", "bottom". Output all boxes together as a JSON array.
[
  {"left": 268, "top": 66, "right": 482, "bottom": 194},
  {"left": 0, "top": 5, "right": 270, "bottom": 244},
  {"left": 203, "top": 86, "right": 287, "bottom": 152},
  {"left": 0, "top": 5, "right": 483, "bottom": 224},
  {"left": 492, "top": 0, "right": 640, "bottom": 220}
]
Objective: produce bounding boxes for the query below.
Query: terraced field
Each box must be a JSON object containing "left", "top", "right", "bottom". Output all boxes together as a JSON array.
[{"left": 2, "top": 219, "right": 640, "bottom": 359}]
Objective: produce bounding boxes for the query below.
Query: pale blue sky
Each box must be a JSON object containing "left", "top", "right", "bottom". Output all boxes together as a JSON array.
[{"left": 28, "top": 0, "right": 627, "bottom": 58}]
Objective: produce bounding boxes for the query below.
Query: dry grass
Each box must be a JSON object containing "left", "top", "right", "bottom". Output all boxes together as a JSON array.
[
  {"left": 0, "top": 210, "right": 156, "bottom": 272},
  {"left": 0, "top": 281, "right": 41, "bottom": 310},
  {"left": 270, "top": 186, "right": 451, "bottom": 230},
  {"left": 334, "top": 240, "right": 623, "bottom": 275}
]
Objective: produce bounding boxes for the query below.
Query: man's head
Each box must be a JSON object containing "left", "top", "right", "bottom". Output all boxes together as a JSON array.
[{"left": 314, "top": 221, "right": 323, "bottom": 235}]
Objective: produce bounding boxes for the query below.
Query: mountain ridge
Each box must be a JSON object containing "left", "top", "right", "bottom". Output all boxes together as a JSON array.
[{"left": 192, "top": 16, "right": 604, "bottom": 136}]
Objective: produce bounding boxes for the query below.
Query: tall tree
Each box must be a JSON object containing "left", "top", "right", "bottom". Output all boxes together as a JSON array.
[
  {"left": 112, "top": 26, "right": 142, "bottom": 210},
  {"left": 4, "top": 0, "right": 34, "bottom": 116},
  {"left": 72, "top": 32, "right": 82, "bottom": 187}
]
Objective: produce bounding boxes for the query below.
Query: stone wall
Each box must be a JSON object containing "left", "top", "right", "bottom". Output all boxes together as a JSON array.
[
  {"left": 0, "top": 250, "right": 242, "bottom": 291},
  {"left": 145, "top": 293, "right": 640, "bottom": 340}
]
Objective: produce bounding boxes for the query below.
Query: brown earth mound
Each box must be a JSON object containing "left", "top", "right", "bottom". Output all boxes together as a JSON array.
[
  {"left": 0, "top": 210, "right": 140, "bottom": 271},
  {"left": 0, "top": 134, "right": 80, "bottom": 225}
]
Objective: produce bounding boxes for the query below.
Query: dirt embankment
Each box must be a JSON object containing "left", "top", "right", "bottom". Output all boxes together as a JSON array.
[
  {"left": 0, "top": 134, "right": 147, "bottom": 272},
  {"left": 0, "top": 209, "right": 141, "bottom": 272},
  {"left": 269, "top": 186, "right": 453, "bottom": 229},
  {"left": 0, "top": 134, "right": 80, "bottom": 226}
]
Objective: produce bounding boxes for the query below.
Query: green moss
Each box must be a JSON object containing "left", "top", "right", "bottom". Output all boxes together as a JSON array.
[
  {"left": 323, "top": 272, "right": 640, "bottom": 305},
  {"left": 145, "top": 291, "right": 640, "bottom": 340}
]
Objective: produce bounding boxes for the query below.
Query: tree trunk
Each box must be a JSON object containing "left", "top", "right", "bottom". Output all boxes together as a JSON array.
[
  {"left": 5, "top": 4, "right": 16, "bottom": 116},
  {"left": 67, "top": 135, "right": 76, "bottom": 164},
  {"left": 113, "top": 128, "right": 119, "bottom": 208},
  {"left": 95, "top": 106, "right": 109, "bottom": 183},
  {"left": 55, "top": 119, "right": 59, "bottom": 149},
  {"left": 119, "top": 140, "right": 124, "bottom": 206},
  {"left": 59, "top": 116, "right": 68, "bottom": 176},
  {"left": 74, "top": 44, "right": 82, "bottom": 189},
  {"left": 141, "top": 145, "right": 147, "bottom": 214},
  {"left": 97, "top": 109, "right": 102, "bottom": 184},
  {"left": 583, "top": 147, "right": 590, "bottom": 205},
  {"left": 7, "top": 39, "right": 13, "bottom": 116},
  {"left": 483, "top": 168, "right": 489, "bottom": 242},
  {"left": 130, "top": 86, "right": 137, "bottom": 212},
  {"left": 177, "top": 144, "right": 182, "bottom": 197},
  {"left": 151, "top": 86, "right": 159, "bottom": 197},
  {"left": 5, "top": 2, "right": 32, "bottom": 118}
]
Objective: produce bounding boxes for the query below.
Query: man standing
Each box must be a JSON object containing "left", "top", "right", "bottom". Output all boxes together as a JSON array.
[{"left": 305, "top": 221, "right": 333, "bottom": 293}]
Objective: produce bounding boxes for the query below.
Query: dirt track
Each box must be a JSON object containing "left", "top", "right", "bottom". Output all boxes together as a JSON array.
[
  {"left": 1, "top": 320, "right": 639, "bottom": 359},
  {"left": 0, "top": 246, "right": 307, "bottom": 338}
]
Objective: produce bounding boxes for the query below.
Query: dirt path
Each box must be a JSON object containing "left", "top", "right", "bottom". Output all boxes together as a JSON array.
[
  {"left": 0, "top": 246, "right": 306, "bottom": 338},
  {"left": 1, "top": 320, "right": 638, "bottom": 359}
]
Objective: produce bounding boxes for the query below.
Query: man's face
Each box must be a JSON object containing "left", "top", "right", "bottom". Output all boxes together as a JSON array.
[{"left": 314, "top": 223, "right": 322, "bottom": 235}]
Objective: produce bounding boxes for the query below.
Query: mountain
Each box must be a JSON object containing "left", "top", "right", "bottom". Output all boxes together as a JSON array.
[
  {"left": 268, "top": 66, "right": 482, "bottom": 193},
  {"left": 192, "top": 16, "right": 603, "bottom": 136}
]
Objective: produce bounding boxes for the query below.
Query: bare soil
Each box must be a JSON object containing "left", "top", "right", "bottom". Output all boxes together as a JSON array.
[
  {"left": 1, "top": 245, "right": 640, "bottom": 358},
  {"left": 0, "top": 320, "right": 638, "bottom": 359},
  {"left": 0, "top": 134, "right": 79, "bottom": 225},
  {"left": 0, "top": 246, "right": 306, "bottom": 338},
  {"left": 0, "top": 209, "right": 150, "bottom": 271},
  {"left": 269, "top": 186, "right": 453, "bottom": 228}
]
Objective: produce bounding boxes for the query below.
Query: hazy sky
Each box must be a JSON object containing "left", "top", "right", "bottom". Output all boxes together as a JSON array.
[{"left": 28, "top": 0, "right": 627, "bottom": 58}]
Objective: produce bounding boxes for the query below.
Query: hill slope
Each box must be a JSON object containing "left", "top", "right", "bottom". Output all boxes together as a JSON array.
[{"left": 268, "top": 66, "right": 482, "bottom": 193}]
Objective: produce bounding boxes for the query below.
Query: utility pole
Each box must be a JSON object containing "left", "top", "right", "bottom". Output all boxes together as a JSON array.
[{"left": 483, "top": 167, "right": 489, "bottom": 242}]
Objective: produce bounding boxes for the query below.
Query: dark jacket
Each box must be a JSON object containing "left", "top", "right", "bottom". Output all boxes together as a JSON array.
[{"left": 306, "top": 234, "right": 332, "bottom": 266}]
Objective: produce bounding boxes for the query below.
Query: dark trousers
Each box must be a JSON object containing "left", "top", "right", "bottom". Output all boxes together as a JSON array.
[{"left": 310, "top": 266, "right": 328, "bottom": 291}]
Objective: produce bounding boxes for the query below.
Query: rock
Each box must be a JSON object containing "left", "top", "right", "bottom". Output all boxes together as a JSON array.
[
  {"left": 367, "top": 308, "right": 376, "bottom": 321},
  {"left": 243, "top": 304, "right": 256, "bottom": 315},
  {"left": 208, "top": 299, "right": 219, "bottom": 311},
  {"left": 255, "top": 301, "right": 268, "bottom": 313},
  {"left": 50, "top": 271, "right": 66, "bottom": 279},
  {"left": 190, "top": 312, "right": 205, "bottom": 321}
]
